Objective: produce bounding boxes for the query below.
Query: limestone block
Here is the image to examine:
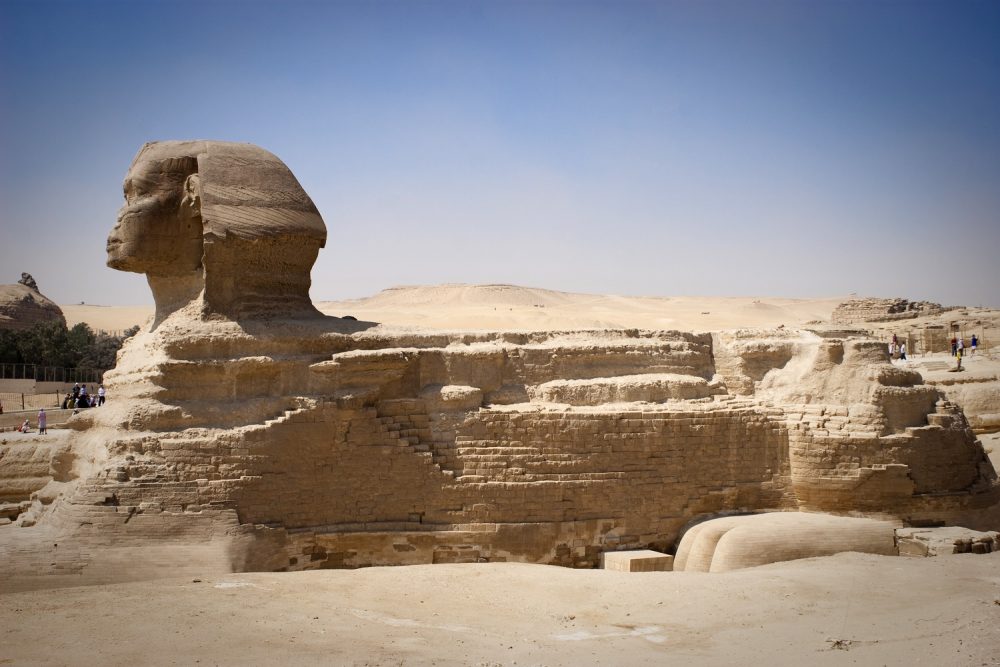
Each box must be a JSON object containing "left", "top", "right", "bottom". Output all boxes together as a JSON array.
[
  {"left": 420, "top": 384, "right": 483, "bottom": 412},
  {"left": 601, "top": 549, "right": 673, "bottom": 572},
  {"left": 896, "top": 526, "right": 1000, "bottom": 557}
]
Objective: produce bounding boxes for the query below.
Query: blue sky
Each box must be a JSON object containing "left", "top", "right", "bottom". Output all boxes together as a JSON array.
[{"left": 2, "top": 0, "right": 998, "bottom": 307}]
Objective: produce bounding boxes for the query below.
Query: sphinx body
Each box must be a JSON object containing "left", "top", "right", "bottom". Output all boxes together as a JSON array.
[{"left": 1, "top": 142, "right": 996, "bottom": 588}]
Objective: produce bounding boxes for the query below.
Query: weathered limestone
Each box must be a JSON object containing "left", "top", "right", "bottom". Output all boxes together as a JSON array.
[
  {"left": 107, "top": 141, "right": 326, "bottom": 324},
  {"left": 601, "top": 549, "right": 673, "bottom": 572},
  {"left": 896, "top": 526, "right": 1000, "bottom": 557},
  {"left": 1, "top": 141, "right": 997, "bottom": 588},
  {"left": 0, "top": 275, "right": 65, "bottom": 331}
]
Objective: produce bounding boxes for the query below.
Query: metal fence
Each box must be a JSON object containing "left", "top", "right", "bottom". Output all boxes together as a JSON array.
[
  {"left": 0, "top": 391, "right": 63, "bottom": 412},
  {"left": 0, "top": 363, "right": 102, "bottom": 384}
]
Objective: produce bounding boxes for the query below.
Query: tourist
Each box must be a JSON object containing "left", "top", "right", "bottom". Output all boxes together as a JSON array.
[
  {"left": 72, "top": 383, "right": 80, "bottom": 401},
  {"left": 98, "top": 384, "right": 106, "bottom": 406},
  {"left": 956, "top": 347, "right": 963, "bottom": 371},
  {"left": 957, "top": 337, "right": 964, "bottom": 356},
  {"left": 899, "top": 342, "right": 907, "bottom": 361},
  {"left": 19, "top": 418, "right": 30, "bottom": 433},
  {"left": 61, "top": 393, "right": 72, "bottom": 410},
  {"left": 951, "top": 337, "right": 958, "bottom": 356},
  {"left": 971, "top": 334, "right": 978, "bottom": 355},
  {"left": 38, "top": 408, "right": 47, "bottom": 434}
]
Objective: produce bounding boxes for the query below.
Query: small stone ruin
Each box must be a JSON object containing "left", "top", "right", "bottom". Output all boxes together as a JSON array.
[{"left": 832, "top": 298, "right": 948, "bottom": 325}]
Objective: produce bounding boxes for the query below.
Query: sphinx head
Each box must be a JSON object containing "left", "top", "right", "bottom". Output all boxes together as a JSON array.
[{"left": 107, "top": 141, "right": 327, "bottom": 321}]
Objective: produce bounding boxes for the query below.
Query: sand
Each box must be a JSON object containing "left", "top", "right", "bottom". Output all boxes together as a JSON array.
[
  {"left": 19, "top": 284, "right": 996, "bottom": 665},
  {"left": 2, "top": 553, "right": 999, "bottom": 665},
  {"left": 317, "top": 284, "right": 848, "bottom": 331},
  {"left": 61, "top": 284, "right": 848, "bottom": 332},
  {"left": 61, "top": 303, "right": 153, "bottom": 333}
]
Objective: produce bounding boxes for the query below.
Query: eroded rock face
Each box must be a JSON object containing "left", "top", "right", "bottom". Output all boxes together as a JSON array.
[
  {"left": 0, "top": 279, "right": 65, "bottom": 331},
  {"left": 1, "top": 141, "right": 996, "bottom": 587}
]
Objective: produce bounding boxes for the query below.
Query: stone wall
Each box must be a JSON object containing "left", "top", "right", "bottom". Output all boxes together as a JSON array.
[{"left": 1, "top": 321, "right": 997, "bottom": 583}]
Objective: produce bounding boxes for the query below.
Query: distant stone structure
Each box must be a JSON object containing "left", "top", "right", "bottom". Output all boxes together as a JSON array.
[
  {"left": 0, "top": 142, "right": 996, "bottom": 587},
  {"left": 832, "top": 297, "right": 947, "bottom": 324},
  {"left": 0, "top": 274, "right": 65, "bottom": 331}
]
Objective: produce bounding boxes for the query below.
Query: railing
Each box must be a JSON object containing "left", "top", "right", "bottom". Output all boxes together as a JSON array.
[
  {"left": 0, "top": 391, "right": 62, "bottom": 412},
  {"left": 0, "top": 363, "right": 102, "bottom": 384}
]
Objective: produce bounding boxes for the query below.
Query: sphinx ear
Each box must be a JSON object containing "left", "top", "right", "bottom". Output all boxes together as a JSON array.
[{"left": 181, "top": 173, "right": 202, "bottom": 218}]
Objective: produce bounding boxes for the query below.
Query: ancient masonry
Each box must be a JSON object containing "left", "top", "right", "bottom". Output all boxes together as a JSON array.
[{"left": 3, "top": 324, "right": 997, "bottom": 573}]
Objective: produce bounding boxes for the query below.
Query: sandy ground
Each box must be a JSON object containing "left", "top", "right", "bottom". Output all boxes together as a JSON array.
[
  {"left": 317, "top": 284, "right": 848, "bottom": 331},
  {"left": 61, "top": 285, "right": 847, "bottom": 332},
  {"left": 60, "top": 303, "right": 152, "bottom": 332},
  {"left": 2, "top": 553, "right": 999, "bottom": 666}
]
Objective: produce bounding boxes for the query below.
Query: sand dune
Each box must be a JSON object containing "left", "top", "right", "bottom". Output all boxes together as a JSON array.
[
  {"left": 61, "top": 303, "right": 153, "bottom": 332},
  {"left": 317, "top": 283, "right": 848, "bottom": 331},
  {"left": 60, "top": 285, "right": 847, "bottom": 333}
]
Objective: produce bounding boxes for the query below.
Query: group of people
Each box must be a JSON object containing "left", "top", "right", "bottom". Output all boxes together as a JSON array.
[
  {"left": 951, "top": 335, "right": 978, "bottom": 358},
  {"left": 14, "top": 383, "right": 107, "bottom": 434},
  {"left": 888, "top": 333, "right": 982, "bottom": 363},
  {"left": 18, "top": 408, "right": 46, "bottom": 434},
  {"left": 888, "top": 334, "right": 907, "bottom": 361},
  {"left": 61, "top": 383, "right": 106, "bottom": 410}
]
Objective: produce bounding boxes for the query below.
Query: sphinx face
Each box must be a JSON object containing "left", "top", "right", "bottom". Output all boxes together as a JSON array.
[{"left": 107, "top": 156, "right": 202, "bottom": 276}]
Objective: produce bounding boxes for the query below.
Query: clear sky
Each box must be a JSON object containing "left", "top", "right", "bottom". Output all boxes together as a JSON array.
[{"left": 1, "top": 0, "right": 998, "bottom": 307}]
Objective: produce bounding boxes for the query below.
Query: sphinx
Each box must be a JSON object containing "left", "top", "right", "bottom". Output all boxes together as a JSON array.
[
  {"left": 0, "top": 141, "right": 996, "bottom": 589},
  {"left": 107, "top": 140, "right": 328, "bottom": 323}
]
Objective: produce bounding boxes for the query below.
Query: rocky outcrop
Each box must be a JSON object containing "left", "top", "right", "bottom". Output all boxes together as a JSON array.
[
  {"left": 832, "top": 298, "right": 947, "bottom": 324},
  {"left": 0, "top": 277, "right": 65, "bottom": 331}
]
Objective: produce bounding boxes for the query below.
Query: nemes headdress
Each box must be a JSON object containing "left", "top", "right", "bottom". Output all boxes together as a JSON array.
[{"left": 133, "top": 140, "right": 327, "bottom": 318}]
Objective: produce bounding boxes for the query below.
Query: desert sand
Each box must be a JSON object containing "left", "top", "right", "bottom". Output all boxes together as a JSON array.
[
  {"left": 61, "top": 303, "right": 154, "bottom": 333},
  {"left": 62, "top": 284, "right": 848, "bottom": 333},
  {"left": 4, "top": 285, "right": 994, "bottom": 665},
  {"left": 2, "top": 553, "right": 999, "bottom": 665}
]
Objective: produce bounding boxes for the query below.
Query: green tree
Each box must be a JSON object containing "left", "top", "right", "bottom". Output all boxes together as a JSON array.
[{"left": 0, "top": 321, "right": 140, "bottom": 379}]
